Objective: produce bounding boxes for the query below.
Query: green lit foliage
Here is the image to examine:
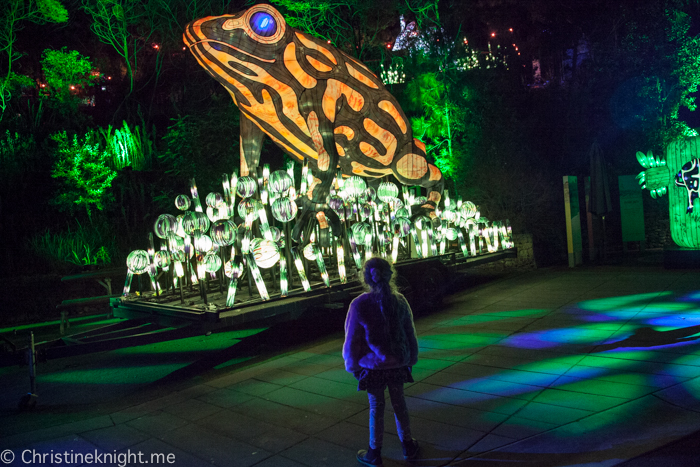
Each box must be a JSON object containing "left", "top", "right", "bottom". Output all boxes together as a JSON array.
[
  {"left": 41, "top": 48, "right": 96, "bottom": 103},
  {"left": 0, "top": 130, "right": 37, "bottom": 198},
  {"left": 81, "top": 0, "right": 153, "bottom": 94},
  {"left": 50, "top": 130, "right": 117, "bottom": 219},
  {"left": 100, "top": 121, "right": 154, "bottom": 170},
  {"left": 158, "top": 101, "right": 240, "bottom": 196},
  {"left": 0, "top": 0, "right": 68, "bottom": 118},
  {"left": 27, "top": 221, "right": 116, "bottom": 270},
  {"left": 406, "top": 72, "right": 468, "bottom": 180}
]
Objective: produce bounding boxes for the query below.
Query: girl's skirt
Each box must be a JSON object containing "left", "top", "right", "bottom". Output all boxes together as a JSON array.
[{"left": 354, "top": 366, "right": 414, "bottom": 391}]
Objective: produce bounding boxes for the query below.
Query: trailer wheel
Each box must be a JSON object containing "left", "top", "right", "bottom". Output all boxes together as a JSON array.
[{"left": 18, "top": 393, "right": 37, "bottom": 411}]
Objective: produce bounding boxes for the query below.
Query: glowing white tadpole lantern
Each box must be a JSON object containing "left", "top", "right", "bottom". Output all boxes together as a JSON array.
[
  {"left": 190, "top": 178, "right": 204, "bottom": 212},
  {"left": 305, "top": 243, "right": 330, "bottom": 287},
  {"left": 280, "top": 257, "right": 288, "bottom": 296},
  {"left": 337, "top": 244, "right": 347, "bottom": 283},
  {"left": 457, "top": 230, "right": 469, "bottom": 257},
  {"left": 245, "top": 253, "right": 270, "bottom": 300},
  {"left": 292, "top": 248, "right": 311, "bottom": 291},
  {"left": 123, "top": 249, "right": 150, "bottom": 296},
  {"left": 224, "top": 260, "right": 242, "bottom": 307}
]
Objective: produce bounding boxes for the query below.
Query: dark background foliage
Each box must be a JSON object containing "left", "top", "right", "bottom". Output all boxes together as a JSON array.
[{"left": 1, "top": 0, "right": 698, "bottom": 290}]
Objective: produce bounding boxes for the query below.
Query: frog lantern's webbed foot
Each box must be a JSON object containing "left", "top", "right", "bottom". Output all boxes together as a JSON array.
[{"left": 291, "top": 193, "right": 342, "bottom": 248}]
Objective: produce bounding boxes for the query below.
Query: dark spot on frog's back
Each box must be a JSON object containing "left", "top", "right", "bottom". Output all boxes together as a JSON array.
[{"left": 227, "top": 60, "right": 257, "bottom": 76}]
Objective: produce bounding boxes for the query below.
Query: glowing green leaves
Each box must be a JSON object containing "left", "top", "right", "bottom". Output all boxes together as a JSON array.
[{"left": 50, "top": 130, "right": 117, "bottom": 218}]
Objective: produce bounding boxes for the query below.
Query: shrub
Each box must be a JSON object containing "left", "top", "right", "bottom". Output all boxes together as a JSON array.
[{"left": 50, "top": 130, "right": 117, "bottom": 219}]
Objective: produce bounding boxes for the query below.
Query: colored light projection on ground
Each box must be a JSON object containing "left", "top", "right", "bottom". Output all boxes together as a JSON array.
[
  {"left": 39, "top": 328, "right": 265, "bottom": 386},
  {"left": 410, "top": 289, "right": 700, "bottom": 427},
  {"left": 635, "top": 138, "right": 700, "bottom": 248}
]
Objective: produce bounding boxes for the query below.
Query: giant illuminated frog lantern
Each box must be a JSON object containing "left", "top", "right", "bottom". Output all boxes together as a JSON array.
[
  {"left": 636, "top": 137, "right": 700, "bottom": 248},
  {"left": 183, "top": 4, "right": 443, "bottom": 243}
]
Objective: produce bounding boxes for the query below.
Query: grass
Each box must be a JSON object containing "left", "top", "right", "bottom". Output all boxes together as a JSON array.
[{"left": 26, "top": 220, "right": 121, "bottom": 272}]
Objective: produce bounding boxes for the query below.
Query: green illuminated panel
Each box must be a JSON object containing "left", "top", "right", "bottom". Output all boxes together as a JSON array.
[{"left": 665, "top": 138, "right": 700, "bottom": 248}]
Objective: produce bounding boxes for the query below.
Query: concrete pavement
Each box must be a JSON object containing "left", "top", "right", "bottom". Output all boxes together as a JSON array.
[{"left": 2, "top": 263, "right": 700, "bottom": 466}]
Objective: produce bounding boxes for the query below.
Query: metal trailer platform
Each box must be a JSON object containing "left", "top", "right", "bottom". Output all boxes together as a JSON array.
[
  {"left": 0, "top": 249, "right": 515, "bottom": 365},
  {"left": 110, "top": 249, "right": 517, "bottom": 330}
]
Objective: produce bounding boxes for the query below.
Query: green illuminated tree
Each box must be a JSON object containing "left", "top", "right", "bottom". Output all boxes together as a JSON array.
[
  {"left": 81, "top": 0, "right": 153, "bottom": 95},
  {"left": 50, "top": 130, "right": 117, "bottom": 220},
  {"left": 406, "top": 72, "right": 465, "bottom": 179},
  {"left": 41, "top": 48, "right": 96, "bottom": 103},
  {"left": 0, "top": 0, "right": 68, "bottom": 119}
]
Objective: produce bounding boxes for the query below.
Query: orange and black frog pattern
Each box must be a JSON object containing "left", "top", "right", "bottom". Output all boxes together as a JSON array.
[{"left": 184, "top": 4, "right": 444, "bottom": 241}]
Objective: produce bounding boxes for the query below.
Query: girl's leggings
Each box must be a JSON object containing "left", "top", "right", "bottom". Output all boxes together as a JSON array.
[{"left": 367, "top": 382, "right": 412, "bottom": 449}]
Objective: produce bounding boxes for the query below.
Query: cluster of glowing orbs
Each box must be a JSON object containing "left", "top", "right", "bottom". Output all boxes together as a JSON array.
[
  {"left": 441, "top": 209, "right": 457, "bottom": 223},
  {"left": 154, "top": 250, "right": 171, "bottom": 268},
  {"left": 154, "top": 214, "right": 177, "bottom": 239},
  {"left": 271, "top": 197, "right": 298, "bottom": 222},
  {"left": 210, "top": 219, "right": 237, "bottom": 246},
  {"left": 193, "top": 233, "right": 214, "bottom": 252},
  {"left": 303, "top": 243, "right": 317, "bottom": 260},
  {"left": 269, "top": 226, "right": 282, "bottom": 242},
  {"left": 359, "top": 204, "right": 372, "bottom": 221},
  {"left": 445, "top": 227, "right": 460, "bottom": 241},
  {"left": 351, "top": 222, "right": 373, "bottom": 246},
  {"left": 251, "top": 238, "right": 280, "bottom": 268},
  {"left": 236, "top": 176, "right": 257, "bottom": 198},
  {"left": 395, "top": 207, "right": 409, "bottom": 218},
  {"left": 392, "top": 217, "right": 411, "bottom": 237},
  {"left": 414, "top": 216, "right": 431, "bottom": 230},
  {"left": 461, "top": 201, "right": 477, "bottom": 219},
  {"left": 377, "top": 182, "right": 399, "bottom": 203},
  {"left": 203, "top": 252, "right": 222, "bottom": 272},
  {"left": 268, "top": 170, "right": 293, "bottom": 194},
  {"left": 126, "top": 250, "right": 150, "bottom": 273},
  {"left": 224, "top": 258, "right": 243, "bottom": 278},
  {"left": 182, "top": 211, "right": 210, "bottom": 234},
  {"left": 168, "top": 234, "right": 185, "bottom": 251},
  {"left": 171, "top": 249, "right": 186, "bottom": 262},
  {"left": 238, "top": 198, "right": 262, "bottom": 220},
  {"left": 175, "top": 194, "right": 191, "bottom": 211},
  {"left": 344, "top": 176, "right": 367, "bottom": 199},
  {"left": 205, "top": 192, "right": 225, "bottom": 208}
]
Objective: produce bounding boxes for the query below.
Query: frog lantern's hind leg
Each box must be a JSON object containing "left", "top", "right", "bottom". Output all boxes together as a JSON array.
[
  {"left": 239, "top": 112, "right": 265, "bottom": 177},
  {"left": 291, "top": 103, "right": 342, "bottom": 246},
  {"left": 392, "top": 138, "right": 444, "bottom": 216}
]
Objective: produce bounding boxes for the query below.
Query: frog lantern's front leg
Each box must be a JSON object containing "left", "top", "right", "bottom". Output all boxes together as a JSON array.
[
  {"left": 239, "top": 112, "right": 264, "bottom": 177},
  {"left": 291, "top": 91, "right": 342, "bottom": 246}
]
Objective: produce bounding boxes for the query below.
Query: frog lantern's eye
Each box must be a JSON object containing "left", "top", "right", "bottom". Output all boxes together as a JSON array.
[{"left": 250, "top": 11, "right": 277, "bottom": 37}]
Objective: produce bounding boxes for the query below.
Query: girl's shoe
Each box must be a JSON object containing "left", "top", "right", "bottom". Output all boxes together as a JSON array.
[
  {"left": 357, "top": 447, "right": 383, "bottom": 466},
  {"left": 402, "top": 438, "right": 420, "bottom": 460}
]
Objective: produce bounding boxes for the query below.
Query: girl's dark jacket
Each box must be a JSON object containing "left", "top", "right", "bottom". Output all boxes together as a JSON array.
[{"left": 342, "top": 292, "right": 419, "bottom": 373}]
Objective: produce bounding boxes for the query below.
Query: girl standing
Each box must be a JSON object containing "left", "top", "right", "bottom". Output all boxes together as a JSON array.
[{"left": 343, "top": 257, "right": 420, "bottom": 466}]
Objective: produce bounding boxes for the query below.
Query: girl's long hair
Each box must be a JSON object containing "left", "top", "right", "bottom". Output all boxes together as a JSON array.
[{"left": 363, "top": 257, "right": 406, "bottom": 355}]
